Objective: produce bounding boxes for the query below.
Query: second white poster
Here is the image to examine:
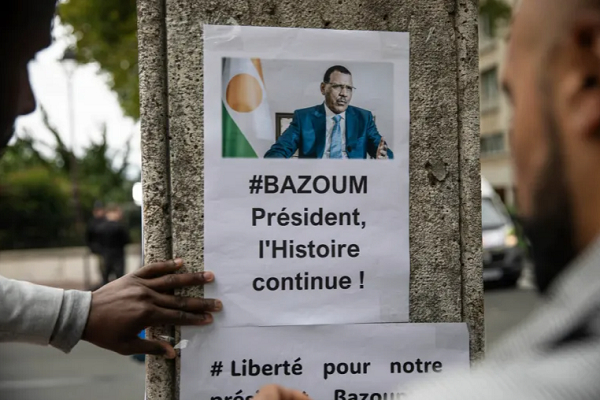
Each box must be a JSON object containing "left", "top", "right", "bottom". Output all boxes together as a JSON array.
[{"left": 204, "top": 25, "right": 410, "bottom": 326}]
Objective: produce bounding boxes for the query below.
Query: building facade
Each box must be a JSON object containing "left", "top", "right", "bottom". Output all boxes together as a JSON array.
[{"left": 479, "top": 8, "right": 516, "bottom": 208}]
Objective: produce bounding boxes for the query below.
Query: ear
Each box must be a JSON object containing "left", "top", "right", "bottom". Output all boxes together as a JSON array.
[
  {"left": 320, "top": 82, "right": 326, "bottom": 95},
  {"left": 564, "top": 11, "right": 600, "bottom": 139}
]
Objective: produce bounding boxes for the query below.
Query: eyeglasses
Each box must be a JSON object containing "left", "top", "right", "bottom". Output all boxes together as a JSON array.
[{"left": 327, "top": 83, "right": 356, "bottom": 93}]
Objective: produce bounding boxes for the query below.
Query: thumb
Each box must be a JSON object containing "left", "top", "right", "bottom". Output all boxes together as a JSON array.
[
  {"left": 256, "top": 385, "right": 311, "bottom": 400},
  {"left": 128, "top": 337, "right": 176, "bottom": 359}
]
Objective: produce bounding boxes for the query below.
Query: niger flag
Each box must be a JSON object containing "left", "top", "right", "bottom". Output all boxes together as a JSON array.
[{"left": 222, "top": 58, "right": 274, "bottom": 158}]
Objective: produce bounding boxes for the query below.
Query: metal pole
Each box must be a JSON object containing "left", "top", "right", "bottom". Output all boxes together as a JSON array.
[
  {"left": 64, "top": 63, "right": 87, "bottom": 289},
  {"left": 65, "top": 66, "right": 84, "bottom": 239}
]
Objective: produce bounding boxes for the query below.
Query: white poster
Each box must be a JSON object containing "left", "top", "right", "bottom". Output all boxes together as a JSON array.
[
  {"left": 180, "top": 323, "right": 469, "bottom": 400},
  {"left": 204, "top": 25, "right": 410, "bottom": 326}
]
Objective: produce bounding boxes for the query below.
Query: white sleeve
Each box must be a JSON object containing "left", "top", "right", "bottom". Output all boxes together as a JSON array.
[{"left": 0, "top": 275, "right": 92, "bottom": 353}]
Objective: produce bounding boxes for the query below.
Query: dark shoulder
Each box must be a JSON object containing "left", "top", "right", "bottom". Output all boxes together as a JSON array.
[
  {"left": 347, "top": 105, "right": 373, "bottom": 118},
  {"left": 89, "top": 216, "right": 104, "bottom": 225},
  {"left": 99, "top": 220, "right": 122, "bottom": 232},
  {"left": 295, "top": 105, "right": 322, "bottom": 117}
]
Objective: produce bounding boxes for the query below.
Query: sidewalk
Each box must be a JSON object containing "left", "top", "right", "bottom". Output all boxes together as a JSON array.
[{"left": 0, "top": 245, "right": 142, "bottom": 290}]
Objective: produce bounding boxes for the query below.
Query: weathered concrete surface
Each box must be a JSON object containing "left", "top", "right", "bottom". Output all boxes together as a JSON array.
[
  {"left": 138, "top": 0, "right": 483, "bottom": 398},
  {"left": 163, "top": 1, "right": 207, "bottom": 397},
  {"left": 455, "top": 0, "right": 485, "bottom": 363},
  {"left": 137, "top": 0, "right": 176, "bottom": 398}
]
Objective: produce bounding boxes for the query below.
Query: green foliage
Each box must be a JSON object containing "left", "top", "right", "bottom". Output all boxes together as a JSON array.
[
  {"left": 0, "top": 134, "right": 53, "bottom": 175},
  {"left": 0, "top": 163, "right": 75, "bottom": 249},
  {"left": 78, "top": 126, "right": 135, "bottom": 204},
  {"left": 0, "top": 111, "right": 139, "bottom": 250},
  {"left": 59, "top": 0, "right": 139, "bottom": 120}
]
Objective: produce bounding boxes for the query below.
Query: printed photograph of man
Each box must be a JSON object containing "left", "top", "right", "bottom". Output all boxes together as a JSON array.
[{"left": 264, "top": 66, "right": 394, "bottom": 160}]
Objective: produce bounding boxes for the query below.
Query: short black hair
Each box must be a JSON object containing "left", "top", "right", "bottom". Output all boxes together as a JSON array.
[{"left": 323, "top": 65, "right": 352, "bottom": 83}]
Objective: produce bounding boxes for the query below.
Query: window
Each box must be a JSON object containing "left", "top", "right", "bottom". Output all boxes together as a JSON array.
[
  {"left": 481, "top": 133, "right": 505, "bottom": 156},
  {"left": 480, "top": 13, "right": 494, "bottom": 39},
  {"left": 481, "top": 68, "right": 499, "bottom": 111}
]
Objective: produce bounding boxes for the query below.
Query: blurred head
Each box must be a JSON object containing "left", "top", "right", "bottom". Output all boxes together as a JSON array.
[
  {"left": 105, "top": 204, "right": 123, "bottom": 222},
  {"left": 93, "top": 201, "right": 105, "bottom": 218},
  {"left": 504, "top": 0, "right": 600, "bottom": 293},
  {"left": 320, "top": 66, "right": 353, "bottom": 114},
  {"left": 0, "top": 1, "right": 57, "bottom": 153}
]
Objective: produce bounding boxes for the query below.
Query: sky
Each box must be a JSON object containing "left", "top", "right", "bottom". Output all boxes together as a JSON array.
[{"left": 14, "top": 18, "right": 142, "bottom": 179}]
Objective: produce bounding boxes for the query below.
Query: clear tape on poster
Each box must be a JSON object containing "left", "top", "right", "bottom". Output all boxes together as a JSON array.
[{"left": 159, "top": 335, "right": 189, "bottom": 350}]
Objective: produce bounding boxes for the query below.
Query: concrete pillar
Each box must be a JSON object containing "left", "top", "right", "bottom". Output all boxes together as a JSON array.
[{"left": 137, "top": 1, "right": 483, "bottom": 399}]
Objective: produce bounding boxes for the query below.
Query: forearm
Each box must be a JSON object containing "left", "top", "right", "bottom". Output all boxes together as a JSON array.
[
  {"left": 265, "top": 141, "right": 292, "bottom": 158},
  {"left": 0, "top": 275, "right": 91, "bottom": 353}
]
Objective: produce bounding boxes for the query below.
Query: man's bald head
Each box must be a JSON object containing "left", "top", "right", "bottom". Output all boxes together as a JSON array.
[{"left": 503, "top": 0, "right": 600, "bottom": 293}]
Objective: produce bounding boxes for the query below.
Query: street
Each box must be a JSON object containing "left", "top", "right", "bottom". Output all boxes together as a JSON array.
[
  {"left": 484, "top": 285, "right": 541, "bottom": 346},
  {"left": 0, "top": 285, "right": 541, "bottom": 400},
  {"left": 0, "top": 342, "right": 145, "bottom": 400}
]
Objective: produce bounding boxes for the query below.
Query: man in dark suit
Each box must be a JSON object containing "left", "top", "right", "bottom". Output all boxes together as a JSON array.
[
  {"left": 264, "top": 65, "right": 393, "bottom": 159},
  {"left": 97, "top": 204, "right": 130, "bottom": 285}
]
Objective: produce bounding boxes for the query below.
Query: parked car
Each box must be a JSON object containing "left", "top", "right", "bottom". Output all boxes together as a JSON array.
[{"left": 482, "top": 178, "right": 525, "bottom": 286}]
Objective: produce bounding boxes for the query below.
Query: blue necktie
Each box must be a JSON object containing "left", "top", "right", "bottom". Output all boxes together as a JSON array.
[{"left": 330, "top": 114, "right": 343, "bottom": 159}]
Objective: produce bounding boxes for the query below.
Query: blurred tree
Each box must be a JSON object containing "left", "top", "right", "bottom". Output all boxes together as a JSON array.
[
  {"left": 0, "top": 108, "right": 139, "bottom": 250},
  {"left": 480, "top": 0, "right": 512, "bottom": 37},
  {"left": 39, "top": 106, "right": 135, "bottom": 204},
  {"left": 59, "top": 0, "right": 139, "bottom": 119},
  {"left": 0, "top": 132, "right": 53, "bottom": 175},
  {"left": 0, "top": 152, "right": 74, "bottom": 249},
  {"left": 78, "top": 125, "right": 135, "bottom": 204}
]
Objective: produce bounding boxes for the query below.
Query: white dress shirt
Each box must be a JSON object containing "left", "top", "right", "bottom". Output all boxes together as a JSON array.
[{"left": 323, "top": 104, "right": 348, "bottom": 159}]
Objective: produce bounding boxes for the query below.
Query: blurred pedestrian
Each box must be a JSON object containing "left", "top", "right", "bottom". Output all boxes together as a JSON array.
[
  {"left": 97, "top": 203, "right": 130, "bottom": 285},
  {"left": 0, "top": 0, "right": 222, "bottom": 358},
  {"left": 254, "top": 0, "right": 600, "bottom": 399},
  {"left": 85, "top": 200, "right": 106, "bottom": 284}
]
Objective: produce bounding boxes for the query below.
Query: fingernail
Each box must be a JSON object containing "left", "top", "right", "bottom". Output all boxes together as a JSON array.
[
  {"left": 174, "top": 258, "right": 184, "bottom": 267},
  {"left": 198, "top": 314, "right": 213, "bottom": 324},
  {"left": 213, "top": 300, "right": 223, "bottom": 311},
  {"left": 203, "top": 271, "right": 215, "bottom": 282}
]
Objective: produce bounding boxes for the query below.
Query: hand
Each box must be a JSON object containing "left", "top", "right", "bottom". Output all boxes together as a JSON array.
[
  {"left": 82, "top": 259, "right": 221, "bottom": 359},
  {"left": 377, "top": 139, "right": 389, "bottom": 159},
  {"left": 254, "top": 385, "right": 312, "bottom": 400}
]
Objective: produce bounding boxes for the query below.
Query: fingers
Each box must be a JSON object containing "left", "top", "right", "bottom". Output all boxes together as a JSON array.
[
  {"left": 145, "top": 270, "right": 215, "bottom": 292},
  {"left": 150, "top": 307, "right": 214, "bottom": 326},
  {"left": 154, "top": 293, "right": 222, "bottom": 313},
  {"left": 128, "top": 337, "right": 176, "bottom": 359},
  {"left": 255, "top": 385, "right": 311, "bottom": 400},
  {"left": 135, "top": 259, "right": 183, "bottom": 279}
]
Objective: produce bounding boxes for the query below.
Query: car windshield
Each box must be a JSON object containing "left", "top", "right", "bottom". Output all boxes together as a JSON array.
[{"left": 482, "top": 198, "right": 507, "bottom": 230}]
